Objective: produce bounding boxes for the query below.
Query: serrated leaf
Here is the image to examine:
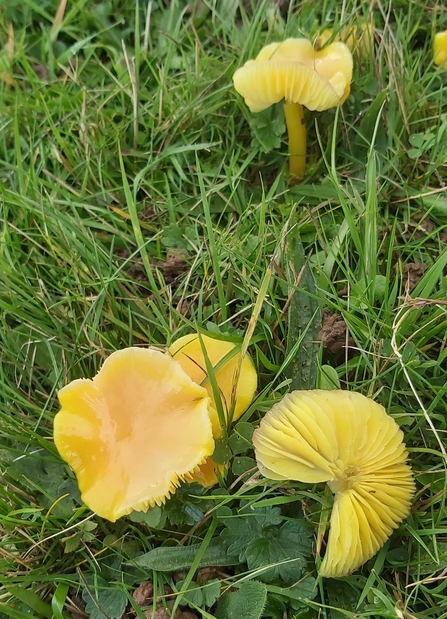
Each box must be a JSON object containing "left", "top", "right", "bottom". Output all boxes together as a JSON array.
[
  {"left": 62, "top": 531, "right": 82, "bottom": 554},
  {"left": 83, "top": 588, "right": 127, "bottom": 619},
  {"left": 220, "top": 506, "right": 283, "bottom": 560},
  {"left": 215, "top": 581, "right": 267, "bottom": 619},
  {"left": 163, "top": 483, "right": 206, "bottom": 526},
  {"left": 245, "top": 521, "right": 312, "bottom": 584}
]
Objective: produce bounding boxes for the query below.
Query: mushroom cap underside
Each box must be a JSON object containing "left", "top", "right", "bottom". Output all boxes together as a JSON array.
[
  {"left": 233, "top": 38, "right": 353, "bottom": 113},
  {"left": 253, "top": 389, "right": 415, "bottom": 578}
]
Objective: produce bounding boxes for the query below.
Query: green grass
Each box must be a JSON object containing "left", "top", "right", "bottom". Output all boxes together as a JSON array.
[{"left": 1, "top": 0, "right": 447, "bottom": 617}]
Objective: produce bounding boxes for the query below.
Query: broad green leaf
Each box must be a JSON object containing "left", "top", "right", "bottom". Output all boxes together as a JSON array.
[
  {"left": 129, "top": 506, "right": 163, "bottom": 527},
  {"left": 317, "top": 365, "right": 340, "bottom": 390},
  {"left": 215, "top": 581, "right": 267, "bottom": 619},
  {"left": 83, "top": 588, "right": 127, "bottom": 619},
  {"left": 284, "top": 225, "right": 321, "bottom": 390},
  {"left": 132, "top": 540, "right": 238, "bottom": 571},
  {"left": 245, "top": 521, "right": 312, "bottom": 584},
  {"left": 220, "top": 506, "right": 283, "bottom": 560}
]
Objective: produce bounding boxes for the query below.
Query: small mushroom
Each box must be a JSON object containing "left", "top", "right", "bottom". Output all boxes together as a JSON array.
[
  {"left": 54, "top": 348, "right": 214, "bottom": 522},
  {"left": 169, "top": 333, "right": 257, "bottom": 437},
  {"left": 316, "top": 21, "right": 374, "bottom": 59},
  {"left": 233, "top": 38, "right": 353, "bottom": 178},
  {"left": 434, "top": 31, "right": 447, "bottom": 68},
  {"left": 252, "top": 390, "right": 415, "bottom": 578},
  {"left": 169, "top": 333, "right": 257, "bottom": 487}
]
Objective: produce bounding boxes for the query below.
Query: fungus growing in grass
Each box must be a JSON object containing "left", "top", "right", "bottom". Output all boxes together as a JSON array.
[
  {"left": 169, "top": 333, "right": 257, "bottom": 487},
  {"left": 54, "top": 348, "right": 214, "bottom": 522},
  {"left": 316, "top": 21, "right": 374, "bottom": 59},
  {"left": 233, "top": 38, "right": 353, "bottom": 178},
  {"left": 169, "top": 333, "right": 257, "bottom": 437},
  {"left": 252, "top": 390, "right": 415, "bottom": 578},
  {"left": 434, "top": 31, "right": 447, "bottom": 68}
]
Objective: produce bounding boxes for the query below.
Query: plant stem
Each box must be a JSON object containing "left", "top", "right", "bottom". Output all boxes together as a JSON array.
[{"left": 283, "top": 101, "right": 306, "bottom": 178}]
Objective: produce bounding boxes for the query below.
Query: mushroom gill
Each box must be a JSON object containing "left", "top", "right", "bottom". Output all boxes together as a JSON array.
[
  {"left": 233, "top": 38, "right": 353, "bottom": 178},
  {"left": 252, "top": 389, "right": 415, "bottom": 578}
]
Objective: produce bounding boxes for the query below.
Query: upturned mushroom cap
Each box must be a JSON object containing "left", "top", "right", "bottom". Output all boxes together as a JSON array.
[
  {"left": 253, "top": 390, "right": 415, "bottom": 578},
  {"left": 434, "top": 31, "right": 447, "bottom": 68},
  {"left": 233, "top": 38, "right": 353, "bottom": 113},
  {"left": 54, "top": 348, "right": 214, "bottom": 522},
  {"left": 169, "top": 333, "right": 257, "bottom": 437}
]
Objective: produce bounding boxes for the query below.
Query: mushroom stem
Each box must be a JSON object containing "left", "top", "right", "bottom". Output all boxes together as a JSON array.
[{"left": 283, "top": 102, "right": 306, "bottom": 178}]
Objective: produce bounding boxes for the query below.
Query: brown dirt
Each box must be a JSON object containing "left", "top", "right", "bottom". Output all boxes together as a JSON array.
[
  {"left": 319, "top": 309, "right": 354, "bottom": 355},
  {"left": 401, "top": 262, "right": 427, "bottom": 291}
]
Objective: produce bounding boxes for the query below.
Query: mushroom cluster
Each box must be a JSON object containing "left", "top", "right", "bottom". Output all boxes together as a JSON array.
[
  {"left": 54, "top": 334, "right": 257, "bottom": 522},
  {"left": 233, "top": 38, "right": 353, "bottom": 178},
  {"left": 253, "top": 389, "right": 415, "bottom": 578}
]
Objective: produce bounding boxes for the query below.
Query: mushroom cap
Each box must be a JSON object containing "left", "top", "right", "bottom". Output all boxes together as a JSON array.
[
  {"left": 434, "top": 31, "right": 447, "bottom": 68},
  {"left": 253, "top": 390, "right": 415, "bottom": 578},
  {"left": 233, "top": 38, "right": 353, "bottom": 113},
  {"left": 185, "top": 456, "right": 226, "bottom": 488},
  {"left": 54, "top": 348, "right": 214, "bottom": 522},
  {"left": 169, "top": 333, "right": 257, "bottom": 438},
  {"left": 317, "top": 21, "right": 374, "bottom": 58}
]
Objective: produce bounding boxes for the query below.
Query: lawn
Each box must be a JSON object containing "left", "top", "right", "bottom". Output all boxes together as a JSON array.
[{"left": 1, "top": 0, "right": 447, "bottom": 617}]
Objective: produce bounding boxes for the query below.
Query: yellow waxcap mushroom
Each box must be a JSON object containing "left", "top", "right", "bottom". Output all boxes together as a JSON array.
[
  {"left": 434, "top": 31, "right": 447, "bottom": 68},
  {"left": 317, "top": 21, "right": 374, "bottom": 58},
  {"left": 253, "top": 390, "right": 415, "bottom": 578},
  {"left": 54, "top": 348, "right": 214, "bottom": 522},
  {"left": 169, "top": 333, "right": 257, "bottom": 437},
  {"left": 233, "top": 38, "right": 353, "bottom": 177}
]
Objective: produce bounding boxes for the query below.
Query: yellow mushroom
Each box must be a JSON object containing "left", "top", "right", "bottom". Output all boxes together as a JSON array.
[
  {"left": 252, "top": 390, "right": 415, "bottom": 578},
  {"left": 434, "top": 31, "right": 447, "bottom": 68},
  {"left": 169, "top": 333, "right": 257, "bottom": 487},
  {"left": 233, "top": 38, "right": 353, "bottom": 178},
  {"left": 54, "top": 348, "right": 214, "bottom": 522},
  {"left": 316, "top": 21, "right": 374, "bottom": 59},
  {"left": 169, "top": 333, "right": 257, "bottom": 437}
]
